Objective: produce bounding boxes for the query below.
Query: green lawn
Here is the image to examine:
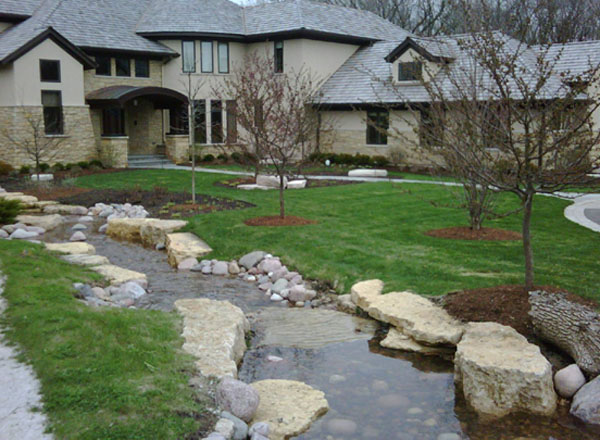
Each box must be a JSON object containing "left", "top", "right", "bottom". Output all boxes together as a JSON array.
[
  {"left": 0, "top": 240, "right": 211, "bottom": 439},
  {"left": 74, "top": 169, "right": 600, "bottom": 301}
]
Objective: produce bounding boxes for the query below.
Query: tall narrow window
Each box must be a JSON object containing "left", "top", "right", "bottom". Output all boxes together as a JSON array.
[
  {"left": 135, "top": 59, "right": 150, "bottom": 78},
  {"left": 182, "top": 41, "right": 196, "bottom": 73},
  {"left": 169, "top": 105, "right": 189, "bottom": 135},
  {"left": 193, "top": 100, "right": 207, "bottom": 144},
  {"left": 102, "top": 108, "right": 125, "bottom": 136},
  {"left": 115, "top": 57, "right": 131, "bottom": 76},
  {"left": 95, "top": 56, "right": 111, "bottom": 76},
  {"left": 274, "top": 41, "right": 284, "bottom": 73},
  {"left": 211, "top": 100, "right": 223, "bottom": 144},
  {"left": 201, "top": 41, "right": 213, "bottom": 73},
  {"left": 398, "top": 61, "right": 422, "bottom": 81},
  {"left": 218, "top": 42, "right": 229, "bottom": 74},
  {"left": 366, "top": 110, "right": 388, "bottom": 145},
  {"left": 39, "top": 60, "right": 60, "bottom": 82},
  {"left": 41, "top": 91, "right": 63, "bottom": 135},
  {"left": 226, "top": 100, "right": 237, "bottom": 143}
]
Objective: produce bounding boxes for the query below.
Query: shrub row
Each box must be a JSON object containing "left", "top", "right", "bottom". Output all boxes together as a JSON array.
[
  {"left": 14, "top": 160, "right": 105, "bottom": 175},
  {"left": 308, "top": 152, "right": 390, "bottom": 167},
  {"left": 190, "top": 152, "right": 257, "bottom": 165}
]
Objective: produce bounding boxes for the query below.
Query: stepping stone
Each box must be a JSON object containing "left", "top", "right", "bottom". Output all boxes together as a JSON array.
[
  {"left": 0, "top": 193, "right": 39, "bottom": 207},
  {"left": 380, "top": 328, "right": 454, "bottom": 355},
  {"left": 140, "top": 219, "right": 188, "bottom": 247},
  {"left": 90, "top": 264, "right": 147, "bottom": 286},
  {"left": 106, "top": 218, "right": 151, "bottom": 243},
  {"left": 166, "top": 232, "right": 212, "bottom": 267},
  {"left": 43, "top": 204, "right": 88, "bottom": 215},
  {"left": 60, "top": 254, "right": 110, "bottom": 267},
  {"left": 348, "top": 169, "right": 388, "bottom": 177},
  {"left": 16, "top": 214, "right": 64, "bottom": 231},
  {"left": 45, "top": 242, "right": 96, "bottom": 255},
  {"left": 250, "top": 380, "right": 329, "bottom": 440},
  {"left": 175, "top": 298, "right": 249, "bottom": 379}
]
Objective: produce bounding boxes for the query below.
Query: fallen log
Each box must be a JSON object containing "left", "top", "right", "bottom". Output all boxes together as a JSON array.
[{"left": 529, "top": 291, "right": 600, "bottom": 376}]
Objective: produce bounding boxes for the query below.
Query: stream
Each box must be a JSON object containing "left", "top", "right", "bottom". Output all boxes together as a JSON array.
[{"left": 44, "top": 216, "right": 598, "bottom": 440}]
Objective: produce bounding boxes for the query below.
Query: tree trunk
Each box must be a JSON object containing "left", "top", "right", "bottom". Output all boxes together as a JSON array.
[
  {"left": 279, "top": 175, "right": 285, "bottom": 219},
  {"left": 522, "top": 192, "right": 534, "bottom": 289},
  {"left": 529, "top": 290, "right": 600, "bottom": 375}
]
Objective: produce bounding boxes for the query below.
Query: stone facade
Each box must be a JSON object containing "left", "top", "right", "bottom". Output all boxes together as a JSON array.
[
  {"left": 99, "top": 137, "right": 128, "bottom": 168},
  {"left": 0, "top": 106, "right": 96, "bottom": 168},
  {"left": 166, "top": 135, "right": 189, "bottom": 163},
  {"left": 83, "top": 59, "right": 163, "bottom": 94},
  {"left": 125, "top": 99, "right": 165, "bottom": 155}
]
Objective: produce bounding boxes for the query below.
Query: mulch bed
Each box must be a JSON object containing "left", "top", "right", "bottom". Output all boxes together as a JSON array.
[
  {"left": 244, "top": 215, "right": 317, "bottom": 227},
  {"left": 425, "top": 226, "right": 522, "bottom": 241},
  {"left": 56, "top": 188, "right": 254, "bottom": 218},
  {"left": 215, "top": 177, "right": 360, "bottom": 189}
]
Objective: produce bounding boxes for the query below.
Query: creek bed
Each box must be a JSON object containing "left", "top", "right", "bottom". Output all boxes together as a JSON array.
[{"left": 42, "top": 216, "right": 598, "bottom": 439}]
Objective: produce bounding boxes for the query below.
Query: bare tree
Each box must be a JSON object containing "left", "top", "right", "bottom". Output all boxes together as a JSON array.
[
  {"left": 216, "top": 52, "right": 322, "bottom": 218},
  {"left": 1, "top": 110, "right": 65, "bottom": 181}
]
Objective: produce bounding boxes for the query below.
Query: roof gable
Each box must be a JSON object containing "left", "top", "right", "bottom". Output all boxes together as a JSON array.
[{"left": 385, "top": 36, "right": 456, "bottom": 63}]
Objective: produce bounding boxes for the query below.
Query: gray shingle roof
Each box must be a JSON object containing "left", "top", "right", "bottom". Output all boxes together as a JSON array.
[
  {"left": 0, "top": 0, "right": 42, "bottom": 18},
  {"left": 316, "top": 33, "right": 569, "bottom": 105},
  {"left": 538, "top": 40, "right": 600, "bottom": 76}
]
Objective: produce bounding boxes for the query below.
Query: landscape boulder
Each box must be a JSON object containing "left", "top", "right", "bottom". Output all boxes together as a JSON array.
[
  {"left": 45, "top": 242, "right": 95, "bottom": 255},
  {"left": 43, "top": 204, "right": 88, "bottom": 215},
  {"left": 570, "top": 375, "right": 600, "bottom": 425},
  {"left": 139, "top": 219, "right": 188, "bottom": 248},
  {"left": 256, "top": 174, "right": 287, "bottom": 188},
  {"left": 10, "top": 228, "right": 39, "bottom": 239},
  {"left": 106, "top": 218, "right": 150, "bottom": 243},
  {"left": 166, "top": 232, "right": 212, "bottom": 267},
  {"left": 212, "top": 261, "right": 229, "bottom": 276},
  {"left": 554, "top": 364, "right": 586, "bottom": 399},
  {"left": 217, "top": 378, "right": 260, "bottom": 423},
  {"left": 239, "top": 251, "right": 266, "bottom": 270},
  {"left": 69, "top": 231, "right": 87, "bottom": 242},
  {"left": 16, "top": 214, "right": 63, "bottom": 231}
]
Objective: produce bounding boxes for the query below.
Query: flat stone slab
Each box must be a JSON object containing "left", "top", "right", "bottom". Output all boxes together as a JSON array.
[
  {"left": 175, "top": 298, "right": 249, "bottom": 379},
  {"left": 166, "top": 232, "right": 212, "bottom": 267},
  {"left": 30, "top": 174, "right": 53, "bottom": 181},
  {"left": 351, "top": 280, "right": 464, "bottom": 346},
  {"left": 256, "top": 175, "right": 287, "bottom": 188},
  {"left": 140, "top": 219, "right": 188, "bottom": 247},
  {"left": 90, "top": 264, "right": 147, "bottom": 286},
  {"left": 348, "top": 169, "right": 388, "bottom": 177},
  {"left": 287, "top": 179, "right": 307, "bottom": 189},
  {"left": 45, "top": 242, "right": 96, "bottom": 255},
  {"left": 106, "top": 218, "right": 150, "bottom": 243},
  {"left": 250, "top": 379, "right": 329, "bottom": 440},
  {"left": 16, "top": 214, "right": 64, "bottom": 231},
  {"left": 253, "top": 308, "right": 377, "bottom": 349},
  {"left": 380, "top": 328, "right": 454, "bottom": 355},
  {"left": 237, "top": 184, "right": 274, "bottom": 191},
  {"left": 43, "top": 204, "right": 88, "bottom": 215},
  {"left": 0, "top": 193, "right": 39, "bottom": 207},
  {"left": 455, "top": 322, "right": 557, "bottom": 418},
  {"left": 60, "top": 254, "right": 110, "bottom": 267}
]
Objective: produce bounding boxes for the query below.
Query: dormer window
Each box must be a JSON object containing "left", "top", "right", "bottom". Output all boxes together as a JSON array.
[{"left": 398, "top": 61, "right": 422, "bottom": 81}]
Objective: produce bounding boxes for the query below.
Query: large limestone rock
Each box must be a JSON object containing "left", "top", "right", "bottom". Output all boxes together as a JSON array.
[
  {"left": 454, "top": 322, "right": 557, "bottom": 418},
  {"left": 16, "top": 214, "right": 64, "bottom": 231},
  {"left": 90, "top": 264, "right": 147, "bottom": 286},
  {"left": 140, "top": 219, "right": 188, "bottom": 247},
  {"left": 256, "top": 175, "right": 287, "bottom": 188},
  {"left": 570, "top": 375, "right": 600, "bottom": 425},
  {"left": 348, "top": 169, "right": 388, "bottom": 177},
  {"left": 175, "top": 298, "right": 249, "bottom": 379},
  {"left": 381, "top": 328, "right": 454, "bottom": 355},
  {"left": 60, "top": 254, "right": 110, "bottom": 267},
  {"left": 166, "top": 232, "right": 212, "bottom": 267},
  {"left": 106, "top": 218, "right": 150, "bottom": 243},
  {"left": 250, "top": 380, "right": 329, "bottom": 440},
  {"left": 43, "top": 204, "right": 88, "bottom": 215},
  {"left": 45, "top": 242, "right": 96, "bottom": 255},
  {"left": 0, "top": 192, "right": 39, "bottom": 207},
  {"left": 350, "top": 280, "right": 463, "bottom": 346}
]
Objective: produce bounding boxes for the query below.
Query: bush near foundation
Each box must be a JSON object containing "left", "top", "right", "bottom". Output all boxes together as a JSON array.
[
  {"left": 308, "top": 152, "right": 390, "bottom": 167},
  {"left": 0, "top": 161, "right": 14, "bottom": 176},
  {"left": 0, "top": 199, "right": 22, "bottom": 225}
]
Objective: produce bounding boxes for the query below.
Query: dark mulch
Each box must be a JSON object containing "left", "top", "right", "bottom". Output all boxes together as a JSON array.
[
  {"left": 425, "top": 226, "right": 522, "bottom": 241},
  {"left": 22, "top": 186, "right": 93, "bottom": 200},
  {"left": 215, "top": 177, "right": 359, "bottom": 189},
  {"left": 57, "top": 188, "right": 254, "bottom": 218},
  {"left": 244, "top": 215, "right": 317, "bottom": 227}
]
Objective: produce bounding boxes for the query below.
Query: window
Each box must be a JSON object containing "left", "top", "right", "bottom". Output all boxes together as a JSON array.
[
  {"left": 182, "top": 41, "right": 196, "bottom": 73},
  {"left": 226, "top": 100, "right": 237, "bottom": 143},
  {"left": 95, "top": 56, "right": 111, "bottom": 76},
  {"left": 115, "top": 57, "right": 131, "bottom": 76},
  {"left": 135, "top": 58, "right": 150, "bottom": 78},
  {"left": 218, "top": 42, "right": 229, "bottom": 74},
  {"left": 169, "top": 105, "right": 189, "bottom": 135},
  {"left": 102, "top": 108, "right": 126, "bottom": 136},
  {"left": 398, "top": 61, "right": 422, "bottom": 81},
  {"left": 274, "top": 41, "right": 284, "bottom": 73},
  {"left": 41, "top": 91, "right": 63, "bottom": 135},
  {"left": 211, "top": 100, "right": 223, "bottom": 144},
  {"left": 193, "top": 100, "right": 207, "bottom": 143},
  {"left": 201, "top": 41, "right": 213, "bottom": 73},
  {"left": 366, "top": 110, "right": 388, "bottom": 145},
  {"left": 39, "top": 60, "right": 60, "bottom": 82}
]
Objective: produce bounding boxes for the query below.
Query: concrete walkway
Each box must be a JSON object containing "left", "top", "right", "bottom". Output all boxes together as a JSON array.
[
  {"left": 0, "top": 273, "right": 52, "bottom": 440},
  {"left": 564, "top": 194, "right": 600, "bottom": 232}
]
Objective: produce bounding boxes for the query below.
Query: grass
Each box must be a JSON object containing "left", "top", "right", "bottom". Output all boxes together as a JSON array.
[
  {"left": 74, "top": 169, "right": 600, "bottom": 301},
  {"left": 0, "top": 240, "right": 210, "bottom": 439}
]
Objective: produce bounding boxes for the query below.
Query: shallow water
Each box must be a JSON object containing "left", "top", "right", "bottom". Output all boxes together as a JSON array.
[{"left": 43, "top": 215, "right": 599, "bottom": 440}]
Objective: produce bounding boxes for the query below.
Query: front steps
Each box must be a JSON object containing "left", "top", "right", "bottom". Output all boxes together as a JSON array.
[{"left": 128, "top": 154, "right": 173, "bottom": 168}]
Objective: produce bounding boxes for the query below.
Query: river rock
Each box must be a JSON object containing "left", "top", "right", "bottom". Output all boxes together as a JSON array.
[
  {"left": 351, "top": 280, "right": 463, "bottom": 346},
  {"left": 570, "top": 375, "right": 600, "bottom": 424},
  {"left": 112, "top": 281, "right": 146, "bottom": 299},
  {"left": 336, "top": 294, "right": 356, "bottom": 314},
  {"left": 69, "top": 231, "right": 87, "bottom": 242},
  {"left": 217, "top": 379, "right": 260, "bottom": 423},
  {"left": 221, "top": 412, "right": 248, "bottom": 440},
  {"left": 90, "top": 264, "right": 147, "bottom": 286},
  {"left": 554, "top": 364, "right": 586, "bottom": 399},
  {"left": 239, "top": 251, "right": 266, "bottom": 270},
  {"left": 204, "top": 434, "right": 226, "bottom": 440},
  {"left": 16, "top": 214, "right": 63, "bottom": 231},
  {"left": 248, "top": 422, "right": 270, "bottom": 437},
  {"left": 166, "top": 232, "right": 212, "bottom": 267},
  {"left": 270, "top": 293, "right": 283, "bottom": 302},
  {"left": 213, "top": 261, "right": 229, "bottom": 276},
  {"left": 106, "top": 218, "right": 150, "bottom": 243},
  {"left": 260, "top": 258, "right": 282, "bottom": 274},
  {"left": 178, "top": 257, "right": 199, "bottom": 271},
  {"left": 43, "top": 204, "right": 88, "bottom": 215},
  {"left": 381, "top": 328, "right": 454, "bottom": 355},
  {"left": 71, "top": 223, "right": 87, "bottom": 231},
  {"left": 99, "top": 224, "right": 108, "bottom": 233},
  {"left": 175, "top": 298, "right": 249, "bottom": 378},
  {"left": 139, "top": 219, "right": 188, "bottom": 247},
  {"left": 214, "top": 418, "right": 235, "bottom": 439},
  {"left": 10, "top": 228, "right": 39, "bottom": 239},
  {"left": 270, "top": 268, "right": 288, "bottom": 282},
  {"left": 0, "top": 229, "right": 8, "bottom": 239},
  {"left": 60, "top": 254, "right": 110, "bottom": 267},
  {"left": 271, "top": 278, "right": 288, "bottom": 294},
  {"left": 250, "top": 380, "right": 329, "bottom": 440},
  {"left": 78, "top": 215, "right": 94, "bottom": 223},
  {"left": 45, "top": 242, "right": 96, "bottom": 255},
  {"left": 288, "top": 285, "right": 307, "bottom": 302},
  {"left": 228, "top": 262, "right": 240, "bottom": 275},
  {"left": 454, "top": 322, "right": 557, "bottom": 418}
]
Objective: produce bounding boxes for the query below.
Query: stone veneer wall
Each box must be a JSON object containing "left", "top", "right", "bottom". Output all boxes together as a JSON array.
[
  {"left": 166, "top": 135, "right": 189, "bottom": 163},
  {"left": 99, "top": 137, "right": 128, "bottom": 168},
  {"left": 0, "top": 106, "right": 97, "bottom": 167},
  {"left": 83, "top": 60, "right": 163, "bottom": 94}
]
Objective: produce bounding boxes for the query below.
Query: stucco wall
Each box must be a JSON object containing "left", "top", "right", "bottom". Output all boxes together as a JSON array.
[{"left": 83, "top": 58, "right": 163, "bottom": 94}]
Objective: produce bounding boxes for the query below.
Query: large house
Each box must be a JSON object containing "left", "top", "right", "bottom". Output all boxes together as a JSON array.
[{"left": 0, "top": 0, "right": 598, "bottom": 168}]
